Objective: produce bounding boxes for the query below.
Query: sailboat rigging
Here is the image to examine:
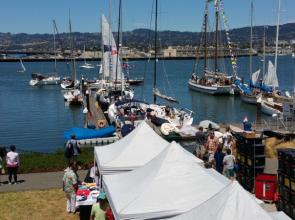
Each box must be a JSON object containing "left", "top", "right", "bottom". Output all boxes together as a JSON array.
[
  {"left": 152, "top": 0, "right": 178, "bottom": 103},
  {"left": 188, "top": 0, "right": 234, "bottom": 95},
  {"left": 29, "top": 20, "right": 61, "bottom": 86},
  {"left": 61, "top": 12, "right": 80, "bottom": 90}
]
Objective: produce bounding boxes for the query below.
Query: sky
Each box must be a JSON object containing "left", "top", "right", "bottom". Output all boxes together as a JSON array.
[{"left": 0, "top": 0, "right": 294, "bottom": 34}]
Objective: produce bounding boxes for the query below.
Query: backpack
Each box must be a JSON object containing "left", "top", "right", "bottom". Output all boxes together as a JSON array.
[{"left": 65, "top": 142, "right": 74, "bottom": 159}]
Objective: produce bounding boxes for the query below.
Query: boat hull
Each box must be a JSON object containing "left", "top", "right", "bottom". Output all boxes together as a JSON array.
[
  {"left": 188, "top": 80, "right": 232, "bottom": 95},
  {"left": 240, "top": 93, "right": 258, "bottom": 105},
  {"left": 261, "top": 101, "right": 282, "bottom": 116}
]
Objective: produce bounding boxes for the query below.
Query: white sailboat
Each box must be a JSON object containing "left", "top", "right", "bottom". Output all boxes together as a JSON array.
[
  {"left": 29, "top": 20, "right": 61, "bottom": 86},
  {"left": 17, "top": 59, "right": 26, "bottom": 73},
  {"left": 188, "top": 0, "right": 234, "bottom": 95},
  {"left": 240, "top": 1, "right": 261, "bottom": 105},
  {"left": 60, "top": 16, "right": 80, "bottom": 90},
  {"left": 80, "top": 45, "right": 94, "bottom": 69},
  {"left": 260, "top": 0, "right": 293, "bottom": 115}
]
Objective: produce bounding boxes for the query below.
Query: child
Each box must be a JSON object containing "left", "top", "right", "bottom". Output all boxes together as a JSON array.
[{"left": 223, "top": 149, "right": 235, "bottom": 180}]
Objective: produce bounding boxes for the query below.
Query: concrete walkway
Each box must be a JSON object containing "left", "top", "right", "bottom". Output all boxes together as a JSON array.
[{"left": 0, "top": 170, "right": 87, "bottom": 193}]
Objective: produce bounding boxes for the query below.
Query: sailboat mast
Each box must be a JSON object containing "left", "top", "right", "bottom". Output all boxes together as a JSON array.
[
  {"left": 263, "top": 26, "right": 266, "bottom": 78},
  {"left": 250, "top": 0, "right": 253, "bottom": 78},
  {"left": 115, "top": 0, "right": 122, "bottom": 91},
  {"left": 153, "top": 0, "right": 158, "bottom": 104},
  {"left": 69, "top": 10, "right": 76, "bottom": 83},
  {"left": 53, "top": 20, "right": 57, "bottom": 73},
  {"left": 214, "top": 0, "right": 219, "bottom": 74},
  {"left": 274, "top": 0, "right": 281, "bottom": 86},
  {"left": 101, "top": 17, "right": 105, "bottom": 80},
  {"left": 204, "top": 2, "right": 208, "bottom": 72},
  {"left": 108, "top": 0, "right": 112, "bottom": 81}
]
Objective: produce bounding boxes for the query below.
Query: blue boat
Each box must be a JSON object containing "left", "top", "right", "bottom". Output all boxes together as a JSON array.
[{"left": 64, "top": 126, "right": 116, "bottom": 141}]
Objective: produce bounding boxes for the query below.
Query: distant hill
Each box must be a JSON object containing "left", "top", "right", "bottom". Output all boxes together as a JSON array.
[{"left": 0, "top": 23, "right": 294, "bottom": 51}]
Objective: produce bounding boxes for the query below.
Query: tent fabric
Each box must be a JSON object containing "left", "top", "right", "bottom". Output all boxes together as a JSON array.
[
  {"left": 269, "top": 212, "right": 292, "bottom": 220},
  {"left": 170, "top": 181, "right": 273, "bottom": 220},
  {"left": 103, "top": 141, "right": 228, "bottom": 220},
  {"left": 95, "top": 121, "right": 171, "bottom": 174}
]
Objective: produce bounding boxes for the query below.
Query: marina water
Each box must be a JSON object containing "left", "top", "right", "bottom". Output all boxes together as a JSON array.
[{"left": 0, "top": 55, "right": 294, "bottom": 152}]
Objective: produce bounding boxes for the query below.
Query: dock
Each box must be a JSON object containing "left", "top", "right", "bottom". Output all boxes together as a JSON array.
[{"left": 84, "top": 88, "right": 108, "bottom": 129}]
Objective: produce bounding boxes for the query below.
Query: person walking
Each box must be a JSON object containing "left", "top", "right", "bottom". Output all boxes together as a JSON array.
[
  {"left": 63, "top": 162, "right": 78, "bottom": 214},
  {"left": 205, "top": 131, "right": 218, "bottom": 165},
  {"left": 223, "top": 149, "right": 236, "bottom": 180},
  {"left": 214, "top": 144, "right": 225, "bottom": 174},
  {"left": 65, "top": 135, "right": 81, "bottom": 163},
  {"left": 194, "top": 126, "right": 206, "bottom": 158},
  {"left": 6, "top": 145, "right": 19, "bottom": 184}
]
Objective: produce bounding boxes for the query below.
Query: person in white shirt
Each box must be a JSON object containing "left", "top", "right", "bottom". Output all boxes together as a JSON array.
[
  {"left": 223, "top": 148, "right": 235, "bottom": 180},
  {"left": 6, "top": 145, "right": 20, "bottom": 184}
]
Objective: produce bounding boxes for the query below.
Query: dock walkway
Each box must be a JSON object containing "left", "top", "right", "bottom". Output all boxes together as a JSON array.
[{"left": 85, "top": 89, "right": 108, "bottom": 128}]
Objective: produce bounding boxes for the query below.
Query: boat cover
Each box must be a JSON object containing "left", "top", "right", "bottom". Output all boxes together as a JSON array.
[{"left": 64, "top": 126, "right": 115, "bottom": 140}]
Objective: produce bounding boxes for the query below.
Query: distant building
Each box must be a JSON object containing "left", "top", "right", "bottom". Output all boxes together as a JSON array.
[{"left": 163, "top": 46, "right": 177, "bottom": 57}]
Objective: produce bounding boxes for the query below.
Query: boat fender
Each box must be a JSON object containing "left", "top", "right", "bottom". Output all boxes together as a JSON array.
[
  {"left": 161, "top": 123, "right": 174, "bottom": 136},
  {"left": 97, "top": 120, "right": 106, "bottom": 128}
]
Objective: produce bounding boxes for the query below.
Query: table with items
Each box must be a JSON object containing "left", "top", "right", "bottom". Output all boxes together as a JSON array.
[{"left": 75, "top": 182, "right": 100, "bottom": 207}]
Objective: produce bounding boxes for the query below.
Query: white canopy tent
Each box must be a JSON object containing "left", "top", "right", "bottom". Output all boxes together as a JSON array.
[
  {"left": 95, "top": 121, "right": 175, "bottom": 174},
  {"left": 103, "top": 141, "right": 228, "bottom": 219},
  {"left": 169, "top": 181, "right": 275, "bottom": 220},
  {"left": 269, "top": 212, "right": 292, "bottom": 220}
]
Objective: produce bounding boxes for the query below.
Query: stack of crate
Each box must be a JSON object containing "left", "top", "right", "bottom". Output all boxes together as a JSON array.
[
  {"left": 234, "top": 133, "right": 265, "bottom": 192},
  {"left": 277, "top": 149, "right": 295, "bottom": 219}
]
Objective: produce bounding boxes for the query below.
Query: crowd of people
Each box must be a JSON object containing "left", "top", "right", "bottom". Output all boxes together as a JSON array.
[
  {"left": 0, "top": 145, "right": 20, "bottom": 185},
  {"left": 194, "top": 125, "right": 236, "bottom": 180}
]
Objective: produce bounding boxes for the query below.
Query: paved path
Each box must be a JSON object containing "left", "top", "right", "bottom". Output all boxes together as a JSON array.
[{"left": 0, "top": 170, "right": 87, "bottom": 193}]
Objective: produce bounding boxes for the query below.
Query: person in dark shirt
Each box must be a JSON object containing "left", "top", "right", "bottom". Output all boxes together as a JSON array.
[
  {"left": 214, "top": 144, "right": 225, "bottom": 174},
  {"left": 195, "top": 126, "right": 206, "bottom": 158}
]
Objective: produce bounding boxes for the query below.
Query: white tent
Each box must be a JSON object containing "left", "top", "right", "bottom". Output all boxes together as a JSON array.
[
  {"left": 103, "top": 141, "right": 228, "bottom": 219},
  {"left": 95, "top": 120, "right": 171, "bottom": 174},
  {"left": 269, "top": 212, "right": 292, "bottom": 220},
  {"left": 169, "top": 181, "right": 274, "bottom": 220}
]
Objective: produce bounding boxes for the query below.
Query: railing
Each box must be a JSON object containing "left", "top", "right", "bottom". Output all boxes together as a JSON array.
[{"left": 254, "top": 117, "right": 295, "bottom": 133}]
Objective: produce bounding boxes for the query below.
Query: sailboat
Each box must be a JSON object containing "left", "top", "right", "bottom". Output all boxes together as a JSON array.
[
  {"left": 260, "top": 0, "right": 293, "bottom": 116},
  {"left": 60, "top": 15, "right": 80, "bottom": 90},
  {"left": 188, "top": 0, "right": 234, "bottom": 95},
  {"left": 239, "top": 1, "right": 261, "bottom": 104},
  {"left": 17, "top": 59, "right": 26, "bottom": 73},
  {"left": 80, "top": 45, "right": 95, "bottom": 69},
  {"left": 107, "top": 0, "right": 194, "bottom": 133},
  {"left": 29, "top": 20, "right": 61, "bottom": 86}
]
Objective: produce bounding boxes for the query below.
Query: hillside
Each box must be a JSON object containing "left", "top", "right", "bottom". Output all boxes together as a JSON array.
[{"left": 0, "top": 23, "right": 294, "bottom": 51}]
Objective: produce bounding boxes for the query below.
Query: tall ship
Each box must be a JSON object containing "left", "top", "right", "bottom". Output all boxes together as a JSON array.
[{"left": 188, "top": 0, "right": 236, "bottom": 95}]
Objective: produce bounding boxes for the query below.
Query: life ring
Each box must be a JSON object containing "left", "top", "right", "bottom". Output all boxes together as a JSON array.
[{"left": 97, "top": 120, "right": 106, "bottom": 128}]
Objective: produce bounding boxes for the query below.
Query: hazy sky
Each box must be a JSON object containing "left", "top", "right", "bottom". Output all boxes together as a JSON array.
[{"left": 0, "top": 0, "right": 294, "bottom": 34}]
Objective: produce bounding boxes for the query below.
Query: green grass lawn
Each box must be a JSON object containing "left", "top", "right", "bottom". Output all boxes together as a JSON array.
[{"left": 17, "top": 147, "right": 94, "bottom": 173}]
